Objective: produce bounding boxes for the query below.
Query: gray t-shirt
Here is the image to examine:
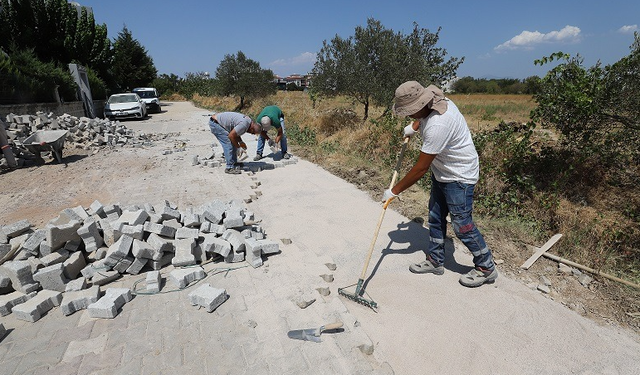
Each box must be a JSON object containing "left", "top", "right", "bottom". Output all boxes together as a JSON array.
[
  {"left": 419, "top": 99, "right": 479, "bottom": 184},
  {"left": 215, "top": 112, "right": 251, "bottom": 135}
]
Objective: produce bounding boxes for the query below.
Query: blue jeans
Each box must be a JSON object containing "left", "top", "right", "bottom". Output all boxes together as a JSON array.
[
  {"left": 426, "top": 174, "right": 495, "bottom": 270},
  {"left": 209, "top": 119, "right": 236, "bottom": 169},
  {"left": 256, "top": 120, "right": 288, "bottom": 155}
]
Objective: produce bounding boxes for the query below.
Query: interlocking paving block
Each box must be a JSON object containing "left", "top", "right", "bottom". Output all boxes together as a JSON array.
[
  {"left": 33, "top": 263, "right": 69, "bottom": 292},
  {"left": 2, "top": 219, "right": 31, "bottom": 238},
  {"left": 12, "top": 290, "right": 63, "bottom": 322},
  {"left": 201, "top": 234, "right": 232, "bottom": 258},
  {"left": 143, "top": 222, "right": 176, "bottom": 238},
  {"left": 0, "top": 260, "right": 39, "bottom": 293},
  {"left": 188, "top": 283, "right": 228, "bottom": 312},
  {"left": 169, "top": 266, "right": 206, "bottom": 289},
  {"left": 146, "top": 271, "right": 162, "bottom": 293},
  {"left": 77, "top": 220, "right": 104, "bottom": 253},
  {"left": 61, "top": 285, "right": 101, "bottom": 316},
  {"left": 63, "top": 251, "right": 87, "bottom": 279},
  {"left": 103, "top": 235, "right": 134, "bottom": 268},
  {"left": 87, "top": 288, "right": 132, "bottom": 319},
  {"left": 46, "top": 220, "right": 82, "bottom": 250},
  {"left": 172, "top": 238, "right": 196, "bottom": 267},
  {"left": 0, "top": 291, "right": 37, "bottom": 316},
  {"left": 21, "top": 229, "right": 47, "bottom": 256}
]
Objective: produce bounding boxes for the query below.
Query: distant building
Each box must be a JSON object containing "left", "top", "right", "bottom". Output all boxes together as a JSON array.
[{"left": 274, "top": 74, "right": 312, "bottom": 90}]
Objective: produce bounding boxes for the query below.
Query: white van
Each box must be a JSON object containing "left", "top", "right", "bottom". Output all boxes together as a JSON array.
[{"left": 132, "top": 87, "right": 161, "bottom": 113}]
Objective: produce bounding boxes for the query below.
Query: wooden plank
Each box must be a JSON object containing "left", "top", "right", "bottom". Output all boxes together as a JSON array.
[{"left": 520, "top": 233, "right": 563, "bottom": 269}]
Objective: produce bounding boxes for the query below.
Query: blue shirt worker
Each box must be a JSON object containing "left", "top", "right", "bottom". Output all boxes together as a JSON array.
[
  {"left": 383, "top": 81, "right": 498, "bottom": 287},
  {"left": 208, "top": 112, "right": 262, "bottom": 174},
  {"left": 254, "top": 105, "right": 291, "bottom": 160}
]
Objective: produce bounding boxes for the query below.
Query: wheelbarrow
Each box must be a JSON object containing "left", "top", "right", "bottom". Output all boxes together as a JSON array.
[{"left": 22, "top": 130, "right": 68, "bottom": 163}]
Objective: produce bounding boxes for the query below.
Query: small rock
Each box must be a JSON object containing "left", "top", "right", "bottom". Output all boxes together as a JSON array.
[
  {"left": 281, "top": 238, "right": 292, "bottom": 245},
  {"left": 325, "top": 262, "right": 337, "bottom": 271},
  {"left": 316, "top": 287, "right": 330, "bottom": 296},
  {"left": 539, "top": 275, "right": 552, "bottom": 286},
  {"left": 358, "top": 343, "right": 374, "bottom": 355},
  {"left": 578, "top": 274, "right": 593, "bottom": 287},
  {"left": 295, "top": 297, "right": 316, "bottom": 309},
  {"left": 558, "top": 263, "right": 573, "bottom": 274},
  {"left": 537, "top": 284, "right": 551, "bottom": 294},
  {"left": 246, "top": 320, "right": 258, "bottom": 328},
  {"left": 320, "top": 274, "right": 334, "bottom": 282},
  {"left": 494, "top": 259, "right": 504, "bottom": 265}
]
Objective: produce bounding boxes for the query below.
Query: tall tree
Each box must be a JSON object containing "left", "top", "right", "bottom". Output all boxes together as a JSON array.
[
  {"left": 215, "top": 51, "right": 276, "bottom": 110},
  {"left": 111, "top": 25, "right": 157, "bottom": 91},
  {"left": 312, "top": 18, "right": 462, "bottom": 120}
]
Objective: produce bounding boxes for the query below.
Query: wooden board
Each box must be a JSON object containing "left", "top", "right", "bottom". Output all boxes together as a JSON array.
[{"left": 520, "top": 233, "right": 563, "bottom": 269}]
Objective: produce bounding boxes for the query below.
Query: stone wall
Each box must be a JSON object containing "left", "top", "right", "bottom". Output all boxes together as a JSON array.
[{"left": 0, "top": 101, "right": 106, "bottom": 119}]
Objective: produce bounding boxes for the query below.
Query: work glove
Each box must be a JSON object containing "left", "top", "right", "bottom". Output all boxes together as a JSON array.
[
  {"left": 403, "top": 123, "right": 417, "bottom": 138},
  {"left": 268, "top": 139, "right": 275, "bottom": 147},
  {"left": 382, "top": 188, "right": 398, "bottom": 203}
]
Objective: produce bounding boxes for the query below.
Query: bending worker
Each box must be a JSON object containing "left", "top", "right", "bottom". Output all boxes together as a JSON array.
[
  {"left": 208, "top": 112, "right": 263, "bottom": 174},
  {"left": 254, "top": 105, "right": 291, "bottom": 160},
  {"left": 383, "top": 81, "right": 498, "bottom": 287}
]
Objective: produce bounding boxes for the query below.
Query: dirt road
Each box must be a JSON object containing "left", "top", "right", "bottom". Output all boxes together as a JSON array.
[{"left": 2, "top": 101, "right": 639, "bottom": 374}]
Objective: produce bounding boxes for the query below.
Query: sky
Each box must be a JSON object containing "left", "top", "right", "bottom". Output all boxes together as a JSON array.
[{"left": 76, "top": 0, "right": 639, "bottom": 80}]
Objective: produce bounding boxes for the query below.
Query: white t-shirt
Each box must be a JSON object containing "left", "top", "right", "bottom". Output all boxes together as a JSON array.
[{"left": 419, "top": 99, "right": 479, "bottom": 184}]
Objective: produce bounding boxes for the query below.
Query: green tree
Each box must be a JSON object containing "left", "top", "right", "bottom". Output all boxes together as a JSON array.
[
  {"left": 312, "top": 18, "right": 462, "bottom": 120},
  {"left": 153, "top": 73, "right": 182, "bottom": 97},
  {"left": 215, "top": 51, "right": 276, "bottom": 110},
  {"left": 111, "top": 26, "right": 157, "bottom": 91},
  {"left": 532, "top": 34, "right": 640, "bottom": 165}
]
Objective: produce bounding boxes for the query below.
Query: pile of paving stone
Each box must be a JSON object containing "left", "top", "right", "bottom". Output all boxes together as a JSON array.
[
  {"left": 0, "top": 198, "right": 279, "bottom": 323},
  {"left": 1, "top": 112, "right": 169, "bottom": 167}
]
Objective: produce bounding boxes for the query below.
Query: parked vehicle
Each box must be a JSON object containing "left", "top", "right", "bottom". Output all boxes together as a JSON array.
[
  {"left": 104, "top": 93, "right": 147, "bottom": 121},
  {"left": 132, "top": 87, "right": 162, "bottom": 113}
]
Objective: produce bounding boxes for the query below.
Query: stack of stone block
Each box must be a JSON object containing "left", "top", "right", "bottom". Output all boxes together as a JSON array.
[
  {"left": 1, "top": 112, "right": 165, "bottom": 167},
  {"left": 0, "top": 197, "right": 280, "bottom": 322}
]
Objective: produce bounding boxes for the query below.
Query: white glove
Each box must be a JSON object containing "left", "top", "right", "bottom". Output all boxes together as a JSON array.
[
  {"left": 382, "top": 188, "right": 398, "bottom": 203},
  {"left": 403, "top": 123, "right": 416, "bottom": 138}
]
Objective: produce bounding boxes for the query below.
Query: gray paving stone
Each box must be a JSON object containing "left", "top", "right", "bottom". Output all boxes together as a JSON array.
[
  {"left": 188, "top": 283, "right": 228, "bottom": 312},
  {"left": 0, "top": 260, "right": 39, "bottom": 293},
  {"left": 169, "top": 266, "right": 205, "bottom": 289},
  {"left": 33, "top": 263, "right": 69, "bottom": 292},
  {"left": 12, "top": 289, "right": 63, "bottom": 322},
  {"left": 87, "top": 287, "right": 132, "bottom": 319},
  {"left": 60, "top": 285, "right": 101, "bottom": 316}
]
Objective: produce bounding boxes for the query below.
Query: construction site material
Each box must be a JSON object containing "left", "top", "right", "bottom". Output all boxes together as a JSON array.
[
  {"left": 541, "top": 252, "right": 640, "bottom": 290},
  {"left": 339, "top": 137, "right": 409, "bottom": 310},
  {"left": 520, "top": 234, "right": 563, "bottom": 269}
]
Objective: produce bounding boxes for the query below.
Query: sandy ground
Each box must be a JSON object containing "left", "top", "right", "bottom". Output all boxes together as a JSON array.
[{"left": 2, "top": 101, "right": 640, "bottom": 374}]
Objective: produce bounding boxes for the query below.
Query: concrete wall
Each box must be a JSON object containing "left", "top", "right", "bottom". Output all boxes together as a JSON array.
[{"left": 0, "top": 101, "right": 106, "bottom": 119}]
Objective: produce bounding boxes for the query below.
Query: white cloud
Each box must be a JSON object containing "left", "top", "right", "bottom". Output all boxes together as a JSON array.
[
  {"left": 618, "top": 25, "right": 639, "bottom": 34},
  {"left": 495, "top": 25, "right": 582, "bottom": 52},
  {"left": 269, "top": 52, "right": 316, "bottom": 67}
]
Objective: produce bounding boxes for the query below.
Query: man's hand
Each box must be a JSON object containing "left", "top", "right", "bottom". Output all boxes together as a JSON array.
[
  {"left": 403, "top": 122, "right": 417, "bottom": 138},
  {"left": 382, "top": 188, "right": 398, "bottom": 203},
  {"left": 239, "top": 142, "right": 247, "bottom": 150},
  {"left": 268, "top": 139, "right": 275, "bottom": 147}
]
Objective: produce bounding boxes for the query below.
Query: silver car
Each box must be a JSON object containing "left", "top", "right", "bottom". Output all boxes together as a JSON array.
[{"left": 104, "top": 93, "right": 148, "bottom": 121}]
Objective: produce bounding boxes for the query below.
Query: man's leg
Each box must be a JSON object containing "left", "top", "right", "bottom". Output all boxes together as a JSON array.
[
  {"left": 209, "top": 120, "right": 234, "bottom": 169},
  {"left": 256, "top": 134, "right": 265, "bottom": 159},
  {"left": 443, "top": 181, "right": 497, "bottom": 286},
  {"left": 280, "top": 120, "right": 288, "bottom": 155},
  {"left": 426, "top": 175, "right": 448, "bottom": 267}
]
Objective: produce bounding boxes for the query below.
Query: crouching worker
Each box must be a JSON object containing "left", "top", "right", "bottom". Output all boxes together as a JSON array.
[
  {"left": 209, "top": 112, "right": 263, "bottom": 174},
  {"left": 383, "top": 81, "right": 498, "bottom": 287},
  {"left": 254, "top": 105, "right": 291, "bottom": 160}
]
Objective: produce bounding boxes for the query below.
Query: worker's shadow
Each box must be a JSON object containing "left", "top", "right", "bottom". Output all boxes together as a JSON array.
[{"left": 363, "top": 219, "right": 473, "bottom": 290}]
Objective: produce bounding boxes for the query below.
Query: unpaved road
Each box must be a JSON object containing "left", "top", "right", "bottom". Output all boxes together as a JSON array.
[{"left": 2, "top": 101, "right": 640, "bottom": 374}]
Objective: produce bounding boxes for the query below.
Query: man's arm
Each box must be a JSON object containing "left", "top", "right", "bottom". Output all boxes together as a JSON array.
[
  {"left": 391, "top": 151, "right": 436, "bottom": 195},
  {"left": 228, "top": 129, "right": 246, "bottom": 149}
]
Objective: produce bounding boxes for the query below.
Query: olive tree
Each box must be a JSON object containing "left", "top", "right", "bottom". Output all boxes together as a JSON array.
[
  {"left": 312, "top": 18, "right": 462, "bottom": 121},
  {"left": 532, "top": 33, "right": 640, "bottom": 164},
  {"left": 215, "top": 51, "right": 276, "bottom": 110}
]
